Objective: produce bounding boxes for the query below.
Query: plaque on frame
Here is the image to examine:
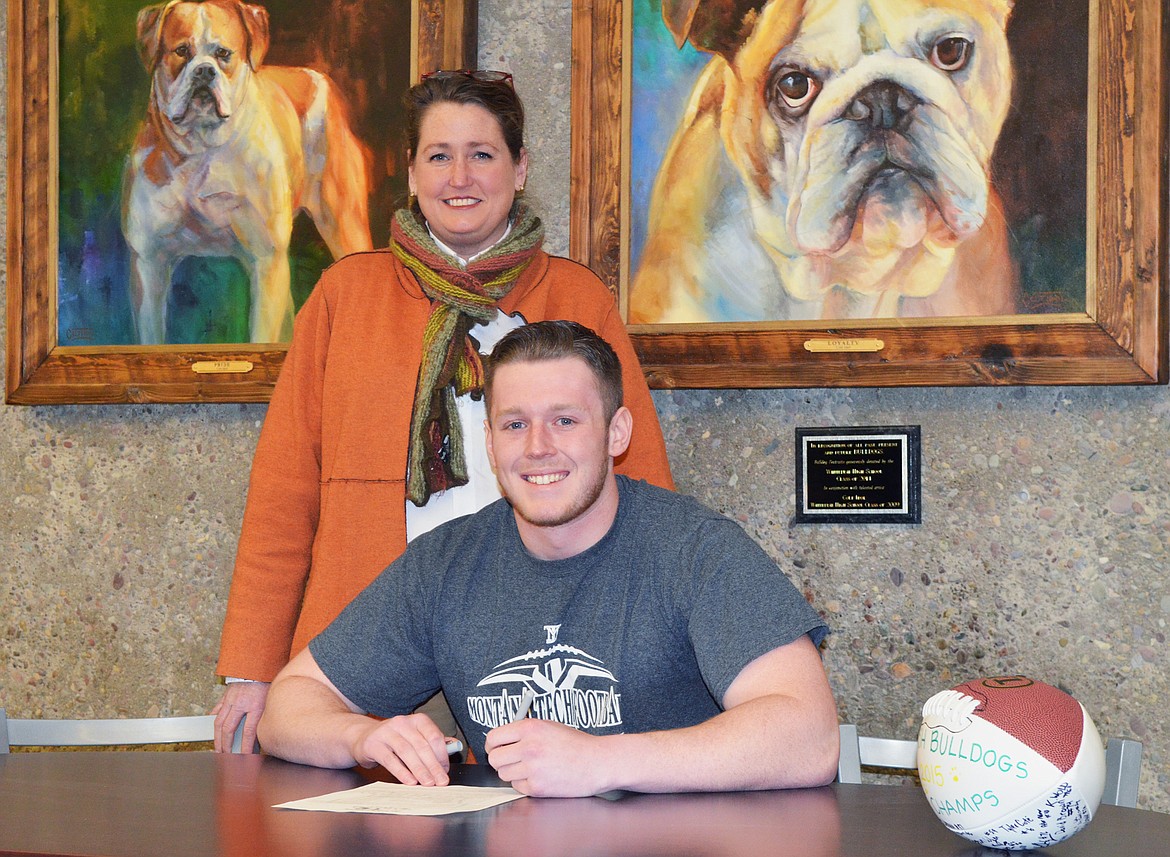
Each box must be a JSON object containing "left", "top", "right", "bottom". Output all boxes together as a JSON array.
[{"left": 795, "top": 426, "right": 921, "bottom": 524}]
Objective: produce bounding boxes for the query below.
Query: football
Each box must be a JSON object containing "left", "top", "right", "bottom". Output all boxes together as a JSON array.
[{"left": 917, "top": 675, "right": 1106, "bottom": 850}]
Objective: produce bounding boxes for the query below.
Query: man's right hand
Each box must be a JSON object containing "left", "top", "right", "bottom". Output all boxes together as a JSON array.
[
  {"left": 352, "top": 712, "right": 453, "bottom": 786},
  {"left": 211, "top": 681, "right": 270, "bottom": 753}
]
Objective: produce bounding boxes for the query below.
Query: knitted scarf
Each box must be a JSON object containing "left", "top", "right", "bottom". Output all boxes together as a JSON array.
[{"left": 391, "top": 203, "right": 545, "bottom": 506}]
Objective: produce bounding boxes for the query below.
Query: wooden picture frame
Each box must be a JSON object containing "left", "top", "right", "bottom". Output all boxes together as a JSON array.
[
  {"left": 6, "top": 0, "right": 476, "bottom": 404},
  {"left": 570, "top": 0, "right": 1168, "bottom": 388}
]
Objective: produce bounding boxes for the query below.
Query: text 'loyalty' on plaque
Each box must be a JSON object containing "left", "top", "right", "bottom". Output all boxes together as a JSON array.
[{"left": 795, "top": 427, "right": 921, "bottom": 524}]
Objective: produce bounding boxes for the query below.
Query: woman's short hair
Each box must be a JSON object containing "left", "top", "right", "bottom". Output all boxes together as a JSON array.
[
  {"left": 405, "top": 72, "right": 525, "bottom": 163},
  {"left": 485, "top": 321, "right": 624, "bottom": 422}
]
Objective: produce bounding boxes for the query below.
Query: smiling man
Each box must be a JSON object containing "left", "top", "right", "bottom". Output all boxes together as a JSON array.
[{"left": 258, "top": 321, "right": 839, "bottom": 796}]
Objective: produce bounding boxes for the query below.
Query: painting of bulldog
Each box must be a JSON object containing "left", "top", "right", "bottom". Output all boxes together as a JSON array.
[
  {"left": 55, "top": 0, "right": 413, "bottom": 346},
  {"left": 628, "top": 0, "right": 1088, "bottom": 324},
  {"left": 122, "top": 0, "right": 372, "bottom": 344}
]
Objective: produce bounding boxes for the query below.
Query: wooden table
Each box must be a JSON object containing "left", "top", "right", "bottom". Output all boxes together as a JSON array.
[{"left": 1, "top": 752, "right": 1165, "bottom": 856}]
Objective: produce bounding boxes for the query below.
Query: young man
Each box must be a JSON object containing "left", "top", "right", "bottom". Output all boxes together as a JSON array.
[{"left": 258, "top": 321, "right": 839, "bottom": 796}]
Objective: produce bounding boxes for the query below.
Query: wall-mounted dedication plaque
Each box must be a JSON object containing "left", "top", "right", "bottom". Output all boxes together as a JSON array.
[{"left": 795, "top": 426, "right": 921, "bottom": 524}]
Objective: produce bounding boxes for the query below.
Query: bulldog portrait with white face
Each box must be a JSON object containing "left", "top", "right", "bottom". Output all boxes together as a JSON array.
[
  {"left": 122, "top": 0, "right": 373, "bottom": 344},
  {"left": 629, "top": 0, "right": 1021, "bottom": 324}
]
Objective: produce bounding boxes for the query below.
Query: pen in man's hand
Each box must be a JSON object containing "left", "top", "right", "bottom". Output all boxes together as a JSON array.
[
  {"left": 513, "top": 689, "right": 534, "bottom": 723},
  {"left": 445, "top": 739, "right": 464, "bottom": 755}
]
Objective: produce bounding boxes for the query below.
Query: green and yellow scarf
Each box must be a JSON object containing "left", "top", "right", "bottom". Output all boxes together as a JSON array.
[{"left": 391, "top": 203, "right": 545, "bottom": 506}]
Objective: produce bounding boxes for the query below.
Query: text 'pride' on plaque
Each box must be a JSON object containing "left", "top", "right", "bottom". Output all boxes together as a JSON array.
[{"left": 795, "top": 426, "right": 921, "bottom": 524}]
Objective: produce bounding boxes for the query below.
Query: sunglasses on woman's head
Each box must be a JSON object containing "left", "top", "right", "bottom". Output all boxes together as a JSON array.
[{"left": 421, "top": 69, "right": 514, "bottom": 86}]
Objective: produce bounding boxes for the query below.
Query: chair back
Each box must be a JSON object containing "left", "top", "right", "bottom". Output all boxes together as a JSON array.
[
  {"left": 837, "top": 724, "right": 1143, "bottom": 808},
  {"left": 1102, "top": 737, "right": 1143, "bottom": 808},
  {"left": 0, "top": 708, "right": 219, "bottom": 752}
]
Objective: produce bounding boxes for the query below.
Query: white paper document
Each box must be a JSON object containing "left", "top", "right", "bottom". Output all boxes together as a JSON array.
[{"left": 274, "top": 781, "right": 526, "bottom": 816}]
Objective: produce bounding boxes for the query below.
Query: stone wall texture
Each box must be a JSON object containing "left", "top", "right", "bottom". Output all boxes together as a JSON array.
[{"left": 2, "top": 0, "right": 1168, "bottom": 812}]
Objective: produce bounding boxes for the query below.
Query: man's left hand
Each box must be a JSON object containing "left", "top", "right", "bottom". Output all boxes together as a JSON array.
[{"left": 484, "top": 718, "right": 612, "bottom": 797}]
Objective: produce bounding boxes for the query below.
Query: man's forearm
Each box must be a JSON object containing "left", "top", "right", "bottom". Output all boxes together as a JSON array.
[
  {"left": 257, "top": 674, "right": 371, "bottom": 768},
  {"left": 486, "top": 637, "right": 840, "bottom": 797},
  {"left": 598, "top": 694, "right": 839, "bottom": 794}
]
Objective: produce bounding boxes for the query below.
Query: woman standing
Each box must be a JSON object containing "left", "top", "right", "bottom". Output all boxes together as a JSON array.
[{"left": 212, "top": 71, "right": 673, "bottom": 751}]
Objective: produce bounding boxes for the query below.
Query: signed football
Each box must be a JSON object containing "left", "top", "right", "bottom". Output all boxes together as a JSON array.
[{"left": 917, "top": 675, "right": 1106, "bottom": 850}]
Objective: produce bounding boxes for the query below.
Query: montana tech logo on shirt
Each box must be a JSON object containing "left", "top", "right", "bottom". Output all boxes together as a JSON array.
[{"left": 467, "top": 630, "right": 623, "bottom": 733}]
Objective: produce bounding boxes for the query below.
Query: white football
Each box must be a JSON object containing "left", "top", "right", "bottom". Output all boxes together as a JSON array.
[{"left": 918, "top": 675, "right": 1106, "bottom": 850}]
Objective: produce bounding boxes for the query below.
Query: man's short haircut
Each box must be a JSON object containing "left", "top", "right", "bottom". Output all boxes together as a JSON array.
[{"left": 485, "top": 321, "right": 624, "bottom": 422}]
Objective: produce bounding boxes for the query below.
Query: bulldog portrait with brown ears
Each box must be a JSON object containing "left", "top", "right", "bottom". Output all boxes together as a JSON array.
[
  {"left": 123, "top": 0, "right": 374, "bottom": 344},
  {"left": 629, "top": 0, "right": 1020, "bottom": 324}
]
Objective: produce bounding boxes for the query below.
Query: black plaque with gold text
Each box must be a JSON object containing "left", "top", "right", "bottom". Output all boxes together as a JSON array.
[{"left": 795, "top": 426, "right": 921, "bottom": 524}]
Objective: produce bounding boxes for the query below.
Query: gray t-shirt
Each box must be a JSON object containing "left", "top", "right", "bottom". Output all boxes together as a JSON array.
[{"left": 311, "top": 476, "right": 829, "bottom": 760}]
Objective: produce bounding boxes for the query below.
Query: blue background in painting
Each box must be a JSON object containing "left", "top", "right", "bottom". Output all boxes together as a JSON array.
[{"left": 629, "top": 0, "right": 708, "bottom": 275}]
